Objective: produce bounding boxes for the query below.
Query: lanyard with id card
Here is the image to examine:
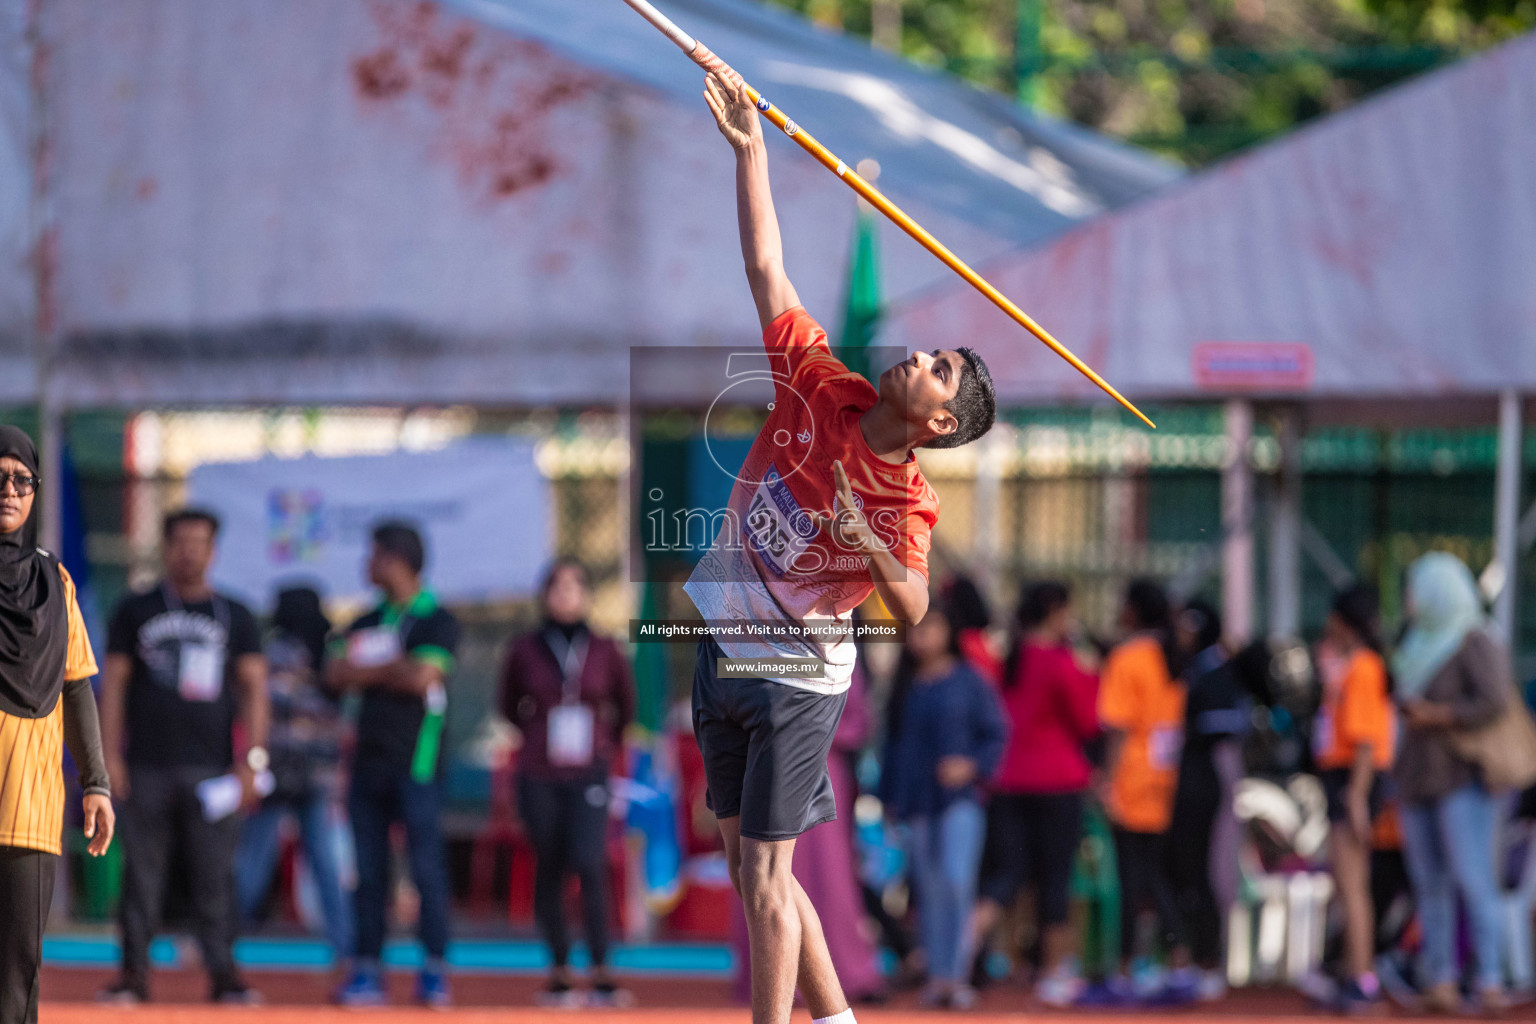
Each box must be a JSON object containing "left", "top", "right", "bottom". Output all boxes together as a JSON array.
[
  {"left": 179, "top": 642, "right": 226, "bottom": 702},
  {"left": 163, "top": 585, "right": 230, "bottom": 703},
  {"left": 348, "top": 625, "right": 403, "bottom": 668},
  {"left": 545, "top": 629, "right": 594, "bottom": 768}
]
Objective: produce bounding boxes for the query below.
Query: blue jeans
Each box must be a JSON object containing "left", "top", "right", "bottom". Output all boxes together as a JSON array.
[
  {"left": 1400, "top": 783, "right": 1505, "bottom": 992},
  {"left": 349, "top": 770, "right": 452, "bottom": 964},
  {"left": 907, "top": 799, "right": 986, "bottom": 984},
  {"left": 235, "top": 791, "right": 353, "bottom": 958},
  {"left": 1501, "top": 814, "right": 1536, "bottom": 990}
]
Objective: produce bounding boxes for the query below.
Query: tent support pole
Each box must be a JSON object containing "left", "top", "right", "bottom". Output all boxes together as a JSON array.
[
  {"left": 1268, "top": 405, "right": 1302, "bottom": 639},
  {"left": 1223, "top": 399, "right": 1255, "bottom": 646},
  {"left": 1494, "top": 390, "right": 1523, "bottom": 648},
  {"left": 37, "top": 397, "right": 63, "bottom": 554},
  {"left": 971, "top": 425, "right": 1009, "bottom": 604}
]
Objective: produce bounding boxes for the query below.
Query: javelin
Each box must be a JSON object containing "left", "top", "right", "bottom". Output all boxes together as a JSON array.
[{"left": 616, "top": 0, "right": 1154, "bottom": 429}]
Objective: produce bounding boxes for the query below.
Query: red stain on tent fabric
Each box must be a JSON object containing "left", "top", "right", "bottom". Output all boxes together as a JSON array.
[{"left": 350, "top": 0, "right": 597, "bottom": 202}]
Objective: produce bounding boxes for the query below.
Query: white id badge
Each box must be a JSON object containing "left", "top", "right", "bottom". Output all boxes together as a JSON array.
[
  {"left": 1155, "top": 727, "right": 1185, "bottom": 767},
  {"left": 1149, "top": 725, "right": 1184, "bottom": 770},
  {"left": 348, "top": 626, "right": 402, "bottom": 668},
  {"left": 548, "top": 704, "right": 596, "bottom": 767},
  {"left": 178, "top": 642, "right": 226, "bottom": 702},
  {"left": 1312, "top": 710, "right": 1334, "bottom": 759}
]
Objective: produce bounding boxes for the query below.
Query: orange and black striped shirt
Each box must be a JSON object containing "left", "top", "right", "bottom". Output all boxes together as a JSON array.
[{"left": 0, "top": 563, "right": 98, "bottom": 855}]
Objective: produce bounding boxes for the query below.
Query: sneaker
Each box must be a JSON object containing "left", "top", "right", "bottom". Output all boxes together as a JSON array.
[
  {"left": 949, "top": 985, "right": 979, "bottom": 1011},
  {"left": 415, "top": 968, "right": 451, "bottom": 1009},
  {"left": 534, "top": 981, "right": 586, "bottom": 1009},
  {"left": 1477, "top": 987, "right": 1509, "bottom": 1018},
  {"left": 97, "top": 977, "right": 148, "bottom": 1005},
  {"left": 335, "top": 968, "right": 388, "bottom": 1007},
  {"left": 1336, "top": 977, "right": 1382, "bottom": 1014},
  {"left": 1504, "top": 988, "right": 1536, "bottom": 1009},
  {"left": 1297, "top": 970, "right": 1340, "bottom": 1008},
  {"left": 211, "top": 980, "right": 263, "bottom": 1005},
  {"left": 1198, "top": 969, "right": 1229, "bottom": 1003},
  {"left": 587, "top": 982, "right": 636, "bottom": 1009},
  {"left": 918, "top": 983, "right": 951, "bottom": 1009},
  {"left": 1421, "top": 981, "right": 1463, "bottom": 1015},
  {"left": 1130, "top": 959, "right": 1167, "bottom": 1000},
  {"left": 1147, "top": 966, "right": 1200, "bottom": 1006},
  {"left": 1076, "top": 975, "right": 1135, "bottom": 1007},
  {"left": 1375, "top": 952, "right": 1419, "bottom": 1008},
  {"left": 1036, "top": 971, "right": 1086, "bottom": 1008}
]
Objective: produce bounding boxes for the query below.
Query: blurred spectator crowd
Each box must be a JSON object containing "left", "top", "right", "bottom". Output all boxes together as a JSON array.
[{"left": 78, "top": 505, "right": 1536, "bottom": 1017}]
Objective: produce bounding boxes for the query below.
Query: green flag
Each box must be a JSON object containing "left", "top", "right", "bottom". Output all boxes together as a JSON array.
[{"left": 836, "top": 206, "right": 881, "bottom": 384}]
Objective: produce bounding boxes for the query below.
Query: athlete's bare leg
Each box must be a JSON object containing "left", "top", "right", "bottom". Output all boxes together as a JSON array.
[{"left": 719, "top": 817, "right": 848, "bottom": 1024}]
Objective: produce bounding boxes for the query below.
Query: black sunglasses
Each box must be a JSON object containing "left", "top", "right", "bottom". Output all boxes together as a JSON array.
[{"left": 0, "top": 472, "right": 40, "bottom": 497}]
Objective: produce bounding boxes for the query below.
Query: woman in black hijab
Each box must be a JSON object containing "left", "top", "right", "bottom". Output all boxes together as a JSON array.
[{"left": 0, "top": 425, "right": 114, "bottom": 1024}]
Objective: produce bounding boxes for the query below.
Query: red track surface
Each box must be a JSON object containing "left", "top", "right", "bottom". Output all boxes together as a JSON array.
[{"left": 36, "top": 968, "right": 1527, "bottom": 1023}]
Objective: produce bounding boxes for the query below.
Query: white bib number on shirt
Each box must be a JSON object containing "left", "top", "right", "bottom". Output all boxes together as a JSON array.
[
  {"left": 348, "top": 626, "right": 402, "bottom": 668},
  {"left": 1313, "top": 710, "right": 1335, "bottom": 759},
  {"left": 745, "top": 466, "right": 817, "bottom": 579},
  {"left": 548, "top": 704, "right": 596, "bottom": 767},
  {"left": 1149, "top": 725, "right": 1184, "bottom": 770},
  {"left": 178, "top": 642, "right": 226, "bottom": 702}
]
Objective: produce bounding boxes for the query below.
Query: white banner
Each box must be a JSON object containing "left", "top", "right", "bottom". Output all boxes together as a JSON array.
[{"left": 188, "top": 438, "right": 551, "bottom": 607}]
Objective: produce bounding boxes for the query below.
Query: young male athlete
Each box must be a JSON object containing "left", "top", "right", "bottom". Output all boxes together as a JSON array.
[{"left": 686, "top": 71, "right": 996, "bottom": 1024}]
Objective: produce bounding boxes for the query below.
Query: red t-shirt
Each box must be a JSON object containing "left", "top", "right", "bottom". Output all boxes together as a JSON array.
[
  {"left": 958, "top": 628, "right": 1003, "bottom": 687},
  {"left": 992, "top": 642, "right": 1100, "bottom": 794},
  {"left": 685, "top": 307, "right": 939, "bottom": 693}
]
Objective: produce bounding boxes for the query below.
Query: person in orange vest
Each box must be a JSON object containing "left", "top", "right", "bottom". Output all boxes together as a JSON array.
[
  {"left": 1096, "top": 580, "right": 1184, "bottom": 1002},
  {"left": 1313, "top": 585, "right": 1395, "bottom": 1011}
]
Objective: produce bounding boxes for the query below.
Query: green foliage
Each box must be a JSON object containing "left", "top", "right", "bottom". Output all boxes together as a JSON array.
[{"left": 763, "top": 0, "right": 1534, "bottom": 164}]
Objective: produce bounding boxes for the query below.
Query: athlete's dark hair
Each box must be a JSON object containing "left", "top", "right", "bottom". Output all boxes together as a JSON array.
[
  {"left": 1180, "top": 597, "right": 1224, "bottom": 655},
  {"left": 1123, "top": 578, "right": 1171, "bottom": 633},
  {"left": 1002, "top": 580, "right": 1072, "bottom": 691},
  {"left": 1123, "top": 577, "right": 1181, "bottom": 679},
  {"left": 923, "top": 347, "right": 996, "bottom": 449},
  {"left": 371, "top": 520, "right": 425, "bottom": 576},
  {"left": 886, "top": 602, "right": 964, "bottom": 744},
  {"left": 540, "top": 556, "right": 592, "bottom": 597},
  {"left": 1332, "top": 583, "right": 1381, "bottom": 653},
  {"left": 942, "top": 573, "right": 992, "bottom": 632},
  {"left": 163, "top": 507, "right": 221, "bottom": 541}
]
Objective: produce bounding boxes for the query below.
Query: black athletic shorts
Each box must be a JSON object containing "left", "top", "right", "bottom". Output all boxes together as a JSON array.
[
  {"left": 1319, "top": 768, "right": 1385, "bottom": 824},
  {"left": 691, "top": 639, "right": 849, "bottom": 842}
]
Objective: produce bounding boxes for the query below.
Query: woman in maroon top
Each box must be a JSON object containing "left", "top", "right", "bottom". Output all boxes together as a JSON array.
[
  {"left": 499, "top": 559, "right": 636, "bottom": 1008},
  {"left": 969, "top": 581, "right": 1099, "bottom": 1006}
]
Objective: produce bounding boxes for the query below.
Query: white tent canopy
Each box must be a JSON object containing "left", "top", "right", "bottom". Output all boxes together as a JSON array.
[
  {"left": 884, "top": 32, "right": 1536, "bottom": 406},
  {"left": 0, "top": 0, "right": 1176, "bottom": 408}
]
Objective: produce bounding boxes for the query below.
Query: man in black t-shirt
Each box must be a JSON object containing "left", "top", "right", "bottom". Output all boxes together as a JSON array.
[
  {"left": 329, "top": 520, "right": 459, "bottom": 1009},
  {"left": 98, "top": 509, "right": 270, "bottom": 1006}
]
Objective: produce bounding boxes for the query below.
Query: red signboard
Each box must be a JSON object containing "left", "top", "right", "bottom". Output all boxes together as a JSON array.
[{"left": 1193, "top": 342, "right": 1315, "bottom": 391}]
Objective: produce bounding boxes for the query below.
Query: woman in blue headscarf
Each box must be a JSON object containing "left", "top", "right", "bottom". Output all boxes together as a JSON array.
[{"left": 1392, "top": 552, "right": 1511, "bottom": 1014}]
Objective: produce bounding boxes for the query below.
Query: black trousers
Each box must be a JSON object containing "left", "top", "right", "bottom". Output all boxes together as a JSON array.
[
  {"left": 518, "top": 772, "right": 611, "bottom": 969},
  {"left": 1113, "top": 827, "right": 1181, "bottom": 961},
  {"left": 0, "top": 847, "right": 55, "bottom": 1024},
  {"left": 118, "top": 765, "right": 241, "bottom": 987},
  {"left": 1168, "top": 791, "right": 1223, "bottom": 968}
]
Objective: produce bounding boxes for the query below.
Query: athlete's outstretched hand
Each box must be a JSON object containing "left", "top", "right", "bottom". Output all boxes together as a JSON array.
[
  {"left": 811, "top": 461, "right": 881, "bottom": 557},
  {"left": 704, "top": 71, "right": 761, "bottom": 151}
]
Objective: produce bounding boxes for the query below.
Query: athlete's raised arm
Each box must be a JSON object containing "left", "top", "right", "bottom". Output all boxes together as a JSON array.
[{"left": 704, "top": 71, "right": 800, "bottom": 329}]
